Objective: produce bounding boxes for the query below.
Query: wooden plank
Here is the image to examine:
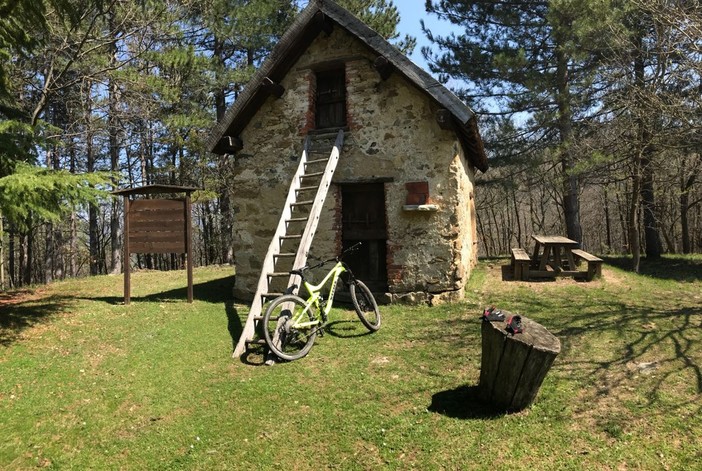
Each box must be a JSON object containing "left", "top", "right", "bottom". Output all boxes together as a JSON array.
[
  {"left": 571, "top": 248, "right": 602, "bottom": 262},
  {"left": 129, "top": 209, "right": 185, "bottom": 223},
  {"left": 529, "top": 269, "right": 583, "bottom": 278},
  {"left": 129, "top": 232, "right": 185, "bottom": 244},
  {"left": 130, "top": 199, "right": 185, "bottom": 211},
  {"left": 129, "top": 220, "right": 185, "bottom": 232},
  {"left": 478, "top": 319, "right": 507, "bottom": 403},
  {"left": 532, "top": 234, "right": 578, "bottom": 245},
  {"left": 511, "top": 247, "right": 530, "bottom": 261},
  {"left": 490, "top": 335, "right": 531, "bottom": 409},
  {"left": 510, "top": 347, "right": 559, "bottom": 410},
  {"left": 130, "top": 241, "right": 186, "bottom": 254}
]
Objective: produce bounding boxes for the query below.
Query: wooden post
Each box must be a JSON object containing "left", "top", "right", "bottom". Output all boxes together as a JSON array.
[
  {"left": 373, "top": 56, "right": 393, "bottom": 80},
  {"left": 478, "top": 313, "right": 560, "bottom": 412},
  {"left": 185, "top": 194, "right": 193, "bottom": 303},
  {"left": 435, "top": 109, "right": 454, "bottom": 130},
  {"left": 123, "top": 195, "right": 131, "bottom": 305}
]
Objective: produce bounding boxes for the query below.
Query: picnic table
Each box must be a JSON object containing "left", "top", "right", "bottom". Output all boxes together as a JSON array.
[
  {"left": 511, "top": 235, "right": 603, "bottom": 281},
  {"left": 530, "top": 235, "right": 579, "bottom": 278}
]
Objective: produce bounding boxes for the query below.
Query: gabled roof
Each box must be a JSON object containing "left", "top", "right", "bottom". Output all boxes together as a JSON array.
[
  {"left": 112, "top": 184, "right": 200, "bottom": 197},
  {"left": 206, "top": 0, "right": 488, "bottom": 172}
]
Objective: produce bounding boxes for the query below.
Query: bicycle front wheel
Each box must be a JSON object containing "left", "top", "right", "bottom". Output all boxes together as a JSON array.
[
  {"left": 350, "top": 280, "right": 381, "bottom": 331},
  {"left": 262, "top": 294, "right": 319, "bottom": 361}
]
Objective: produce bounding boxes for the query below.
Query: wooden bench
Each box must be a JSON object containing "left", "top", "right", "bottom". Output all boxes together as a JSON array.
[
  {"left": 571, "top": 249, "right": 603, "bottom": 281},
  {"left": 510, "top": 248, "right": 531, "bottom": 281}
]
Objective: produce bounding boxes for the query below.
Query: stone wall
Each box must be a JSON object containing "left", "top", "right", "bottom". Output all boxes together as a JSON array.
[{"left": 230, "top": 26, "right": 477, "bottom": 303}]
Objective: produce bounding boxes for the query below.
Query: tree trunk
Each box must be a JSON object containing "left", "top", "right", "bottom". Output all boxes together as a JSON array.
[
  {"left": 629, "top": 163, "right": 642, "bottom": 273},
  {"left": 630, "top": 29, "right": 646, "bottom": 271},
  {"left": 9, "top": 225, "right": 15, "bottom": 288},
  {"left": 21, "top": 222, "right": 33, "bottom": 286},
  {"left": 603, "top": 186, "right": 612, "bottom": 252},
  {"left": 214, "top": 35, "right": 234, "bottom": 266},
  {"left": 641, "top": 154, "right": 661, "bottom": 258},
  {"left": 69, "top": 147, "right": 78, "bottom": 277},
  {"left": 109, "top": 10, "right": 121, "bottom": 275},
  {"left": 681, "top": 190, "right": 691, "bottom": 254},
  {"left": 0, "top": 212, "right": 4, "bottom": 290},
  {"left": 680, "top": 159, "right": 698, "bottom": 253},
  {"left": 555, "top": 47, "right": 582, "bottom": 244}
]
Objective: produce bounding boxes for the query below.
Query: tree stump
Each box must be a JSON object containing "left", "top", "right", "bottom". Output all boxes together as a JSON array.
[{"left": 478, "top": 312, "right": 561, "bottom": 412}]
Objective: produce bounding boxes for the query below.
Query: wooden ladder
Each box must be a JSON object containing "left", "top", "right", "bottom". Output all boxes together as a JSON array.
[{"left": 233, "top": 129, "right": 344, "bottom": 358}]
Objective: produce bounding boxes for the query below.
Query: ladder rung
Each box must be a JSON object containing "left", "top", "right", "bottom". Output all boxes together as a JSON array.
[
  {"left": 297, "top": 186, "right": 317, "bottom": 192},
  {"left": 268, "top": 272, "right": 290, "bottom": 277},
  {"left": 274, "top": 252, "right": 296, "bottom": 257},
  {"left": 280, "top": 234, "right": 302, "bottom": 239},
  {"left": 306, "top": 158, "right": 328, "bottom": 165},
  {"left": 301, "top": 171, "right": 324, "bottom": 178},
  {"left": 286, "top": 218, "right": 307, "bottom": 223},
  {"left": 291, "top": 201, "right": 313, "bottom": 206},
  {"left": 262, "top": 292, "right": 284, "bottom": 299}
]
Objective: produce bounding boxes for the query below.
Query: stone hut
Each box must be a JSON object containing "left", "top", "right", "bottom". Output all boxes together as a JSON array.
[{"left": 207, "top": 0, "right": 488, "bottom": 305}]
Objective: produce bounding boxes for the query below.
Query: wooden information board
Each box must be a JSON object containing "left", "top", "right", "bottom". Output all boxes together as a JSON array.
[
  {"left": 127, "top": 199, "right": 187, "bottom": 254},
  {"left": 114, "top": 185, "right": 197, "bottom": 305}
]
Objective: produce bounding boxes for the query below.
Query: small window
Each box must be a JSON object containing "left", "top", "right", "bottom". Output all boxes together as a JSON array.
[{"left": 316, "top": 68, "right": 346, "bottom": 129}]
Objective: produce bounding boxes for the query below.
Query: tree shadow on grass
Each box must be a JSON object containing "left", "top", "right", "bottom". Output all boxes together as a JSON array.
[
  {"left": 85, "top": 274, "right": 238, "bottom": 305},
  {"left": 602, "top": 255, "right": 702, "bottom": 282},
  {"left": 0, "top": 293, "right": 73, "bottom": 346}
]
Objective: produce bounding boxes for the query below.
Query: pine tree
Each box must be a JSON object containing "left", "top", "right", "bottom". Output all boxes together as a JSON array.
[
  {"left": 336, "top": 0, "right": 416, "bottom": 53},
  {"left": 422, "top": 0, "right": 612, "bottom": 244}
]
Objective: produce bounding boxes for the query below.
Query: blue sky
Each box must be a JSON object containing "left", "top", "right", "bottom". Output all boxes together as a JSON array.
[{"left": 396, "top": 3, "right": 460, "bottom": 73}]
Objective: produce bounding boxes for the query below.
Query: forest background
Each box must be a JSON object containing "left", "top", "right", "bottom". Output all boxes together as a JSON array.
[{"left": 0, "top": 0, "right": 700, "bottom": 290}]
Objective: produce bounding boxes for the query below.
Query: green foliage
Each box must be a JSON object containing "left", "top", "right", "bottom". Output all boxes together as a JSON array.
[
  {"left": 0, "top": 0, "right": 79, "bottom": 114},
  {"left": 0, "top": 120, "right": 35, "bottom": 177},
  {"left": 0, "top": 163, "right": 111, "bottom": 229},
  {"left": 337, "top": 0, "right": 416, "bottom": 53}
]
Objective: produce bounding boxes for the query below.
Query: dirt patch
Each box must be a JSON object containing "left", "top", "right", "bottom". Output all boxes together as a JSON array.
[{"left": 0, "top": 289, "right": 46, "bottom": 307}]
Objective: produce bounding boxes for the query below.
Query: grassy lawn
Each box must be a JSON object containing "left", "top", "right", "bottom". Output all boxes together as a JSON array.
[{"left": 1, "top": 258, "right": 701, "bottom": 470}]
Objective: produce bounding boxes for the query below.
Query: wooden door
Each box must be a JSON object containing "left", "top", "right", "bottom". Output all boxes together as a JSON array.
[
  {"left": 316, "top": 69, "right": 346, "bottom": 129},
  {"left": 342, "top": 183, "right": 387, "bottom": 291}
]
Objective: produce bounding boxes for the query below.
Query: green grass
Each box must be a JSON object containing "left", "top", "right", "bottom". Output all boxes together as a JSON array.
[{"left": 1, "top": 258, "right": 701, "bottom": 470}]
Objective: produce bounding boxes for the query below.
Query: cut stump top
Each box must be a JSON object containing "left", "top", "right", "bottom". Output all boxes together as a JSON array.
[{"left": 485, "top": 314, "right": 561, "bottom": 355}]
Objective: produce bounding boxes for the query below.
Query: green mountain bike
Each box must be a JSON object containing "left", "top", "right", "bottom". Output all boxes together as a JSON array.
[{"left": 262, "top": 243, "right": 381, "bottom": 361}]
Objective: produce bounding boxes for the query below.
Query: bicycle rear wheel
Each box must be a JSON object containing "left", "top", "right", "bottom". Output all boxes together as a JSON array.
[
  {"left": 262, "top": 294, "right": 319, "bottom": 361},
  {"left": 350, "top": 280, "right": 381, "bottom": 331}
]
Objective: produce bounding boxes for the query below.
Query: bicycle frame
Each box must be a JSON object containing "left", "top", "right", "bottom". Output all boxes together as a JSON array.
[{"left": 290, "top": 261, "right": 349, "bottom": 329}]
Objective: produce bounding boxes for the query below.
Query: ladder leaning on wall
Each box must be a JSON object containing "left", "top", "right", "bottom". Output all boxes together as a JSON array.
[{"left": 232, "top": 129, "right": 344, "bottom": 359}]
